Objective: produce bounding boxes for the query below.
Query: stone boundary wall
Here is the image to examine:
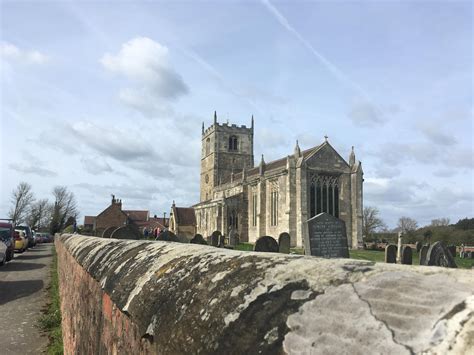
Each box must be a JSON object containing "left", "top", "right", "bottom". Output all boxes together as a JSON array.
[{"left": 56, "top": 234, "right": 474, "bottom": 354}]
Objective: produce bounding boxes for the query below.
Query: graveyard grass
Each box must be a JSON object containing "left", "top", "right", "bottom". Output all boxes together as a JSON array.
[
  {"left": 236, "top": 243, "right": 473, "bottom": 268},
  {"left": 348, "top": 250, "right": 473, "bottom": 269}
]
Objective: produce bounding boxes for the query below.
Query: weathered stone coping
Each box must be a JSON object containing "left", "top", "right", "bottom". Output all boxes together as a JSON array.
[{"left": 58, "top": 234, "right": 474, "bottom": 354}]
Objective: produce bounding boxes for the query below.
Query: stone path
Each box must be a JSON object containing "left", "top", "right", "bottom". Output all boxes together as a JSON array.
[{"left": 0, "top": 244, "right": 53, "bottom": 354}]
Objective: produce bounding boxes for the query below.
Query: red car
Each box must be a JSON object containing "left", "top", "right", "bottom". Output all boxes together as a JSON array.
[{"left": 0, "top": 220, "right": 15, "bottom": 262}]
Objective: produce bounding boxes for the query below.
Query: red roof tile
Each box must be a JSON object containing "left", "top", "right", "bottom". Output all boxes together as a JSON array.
[{"left": 123, "top": 210, "right": 149, "bottom": 222}]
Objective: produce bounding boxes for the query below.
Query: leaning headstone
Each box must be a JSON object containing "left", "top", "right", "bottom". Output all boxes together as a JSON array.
[
  {"left": 254, "top": 236, "right": 279, "bottom": 253},
  {"left": 229, "top": 230, "right": 239, "bottom": 246},
  {"left": 156, "top": 230, "right": 179, "bottom": 242},
  {"left": 401, "top": 246, "right": 412, "bottom": 265},
  {"left": 102, "top": 226, "right": 117, "bottom": 239},
  {"left": 425, "top": 241, "right": 457, "bottom": 268},
  {"left": 384, "top": 244, "right": 397, "bottom": 263},
  {"left": 447, "top": 245, "right": 456, "bottom": 258},
  {"left": 305, "top": 213, "right": 349, "bottom": 258},
  {"left": 419, "top": 245, "right": 429, "bottom": 265},
  {"left": 210, "top": 231, "right": 221, "bottom": 247},
  {"left": 415, "top": 241, "right": 422, "bottom": 253},
  {"left": 110, "top": 224, "right": 142, "bottom": 240},
  {"left": 278, "top": 232, "right": 291, "bottom": 254},
  {"left": 190, "top": 234, "right": 208, "bottom": 245}
]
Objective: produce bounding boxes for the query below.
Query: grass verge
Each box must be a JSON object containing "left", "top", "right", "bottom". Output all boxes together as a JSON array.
[{"left": 38, "top": 247, "right": 63, "bottom": 355}]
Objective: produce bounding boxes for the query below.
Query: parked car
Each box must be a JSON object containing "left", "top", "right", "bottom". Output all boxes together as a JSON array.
[
  {"left": 15, "top": 225, "right": 35, "bottom": 248},
  {"left": 40, "top": 233, "right": 53, "bottom": 243},
  {"left": 0, "top": 221, "right": 15, "bottom": 262},
  {"left": 0, "top": 241, "right": 7, "bottom": 265},
  {"left": 14, "top": 230, "right": 28, "bottom": 252},
  {"left": 34, "top": 233, "right": 43, "bottom": 244}
]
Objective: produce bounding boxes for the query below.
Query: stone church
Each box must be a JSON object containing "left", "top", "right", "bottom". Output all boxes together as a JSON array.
[{"left": 193, "top": 112, "right": 363, "bottom": 248}]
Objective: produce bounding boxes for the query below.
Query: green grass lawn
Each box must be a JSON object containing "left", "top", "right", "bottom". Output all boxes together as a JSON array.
[
  {"left": 350, "top": 249, "right": 473, "bottom": 269},
  {"left": 236, "top": 243, "right": 473, "bottom": 269}
]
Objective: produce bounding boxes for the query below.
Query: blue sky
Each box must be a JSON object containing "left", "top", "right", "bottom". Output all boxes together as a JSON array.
[{"left": 1, "top": 0, "right": 472, "bottom": 228}]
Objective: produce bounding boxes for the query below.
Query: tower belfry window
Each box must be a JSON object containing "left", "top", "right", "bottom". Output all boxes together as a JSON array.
[
  {"left": 205, "top": 138, "right": 210, "bottom": 155},
  {"left": 229, "top": 136, "right": 238, "bottom": 151}
]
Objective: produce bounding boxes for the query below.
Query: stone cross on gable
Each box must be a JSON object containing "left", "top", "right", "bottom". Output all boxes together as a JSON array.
[{"left": 324, "top": 135, "right": 328, "bottom": 142}]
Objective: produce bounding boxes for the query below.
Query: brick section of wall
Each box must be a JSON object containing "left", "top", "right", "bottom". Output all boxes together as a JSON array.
[
  {"left": 56, "top": 238, "right": 152, "bottom": 354},
  {"left": 56, "top": 234, "right": 474, "bottom": 354}
]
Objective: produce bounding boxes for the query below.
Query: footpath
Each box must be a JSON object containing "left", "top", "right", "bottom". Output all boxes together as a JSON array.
[{"left": 0, "top": 244, "right": 53, "bottom": 354}]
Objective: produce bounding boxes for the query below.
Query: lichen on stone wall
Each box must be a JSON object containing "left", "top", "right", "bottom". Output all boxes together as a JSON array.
[{"left": 58, "top": 234, "right": 474, "bottom": 354}]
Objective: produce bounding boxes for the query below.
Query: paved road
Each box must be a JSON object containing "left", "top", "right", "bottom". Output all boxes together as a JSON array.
[{"left": 0, "top": 244, "right": 53, "bottom": 354}]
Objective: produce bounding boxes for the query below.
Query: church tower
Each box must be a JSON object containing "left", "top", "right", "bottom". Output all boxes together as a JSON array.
[{"left": 200, "top": 112, "right": 254, "bottom": 202}]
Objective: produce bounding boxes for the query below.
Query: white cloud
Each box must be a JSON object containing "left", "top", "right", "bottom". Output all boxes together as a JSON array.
[
  {"left": 101, "top": 37, "right": 188, "bottom": 101},
  {"left": 1, "top": 42, "right": 49, "bottom": 64},
  {"left": 417, "top": 123, "right": 457, "bottom": 146},
  {"left": 80, "top": 157, "right": 113, "bottom": 175},
  {"left": 71, "top": 121, "right": 157, "bottom": 162},
  {"left": 9, "top": 163, "right": 57, "bottom": 177},
  {"left": 348, "top": 100, "right": 385, "bottom": 127}
]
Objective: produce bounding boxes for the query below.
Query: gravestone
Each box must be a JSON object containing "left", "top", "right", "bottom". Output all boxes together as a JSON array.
[
  {"left": 229, "top": 229, "right": 239, "bottom": 246},
  {"left": 305, "top": 213, "right": 349, "bottom": 258},
  {"left": 384, "top": 244, "right": 397, "bottom": 263},
  {"left": 401, "top": 246, "right": 412, "bottom": 265},
  {"left": 110, "top": 224, "right": 142, "bottom": 240},
  {"left": 102, "top": 226, "right": 117, "bottom": 239},
  {"left": 415, "top": 241, "right": 422, "bottom": 253},
  {"left": 176, "top": 234, "right": 190, "bottom": 243},
  {"left": 419, "top": 245, "right": 429, "bottom": 265},
  {"left": 218, "top": 234, "right": 226, "bottom": 248},
  {"left": 278, "top": 232, "right": 291, "bottom": 254},
  {"left": 156, "top": 230, "right": 179, "bottom": 242},
  {"left": 447, "top": 245, "right": 456, "bottom": 258},
  {"left": 190, "top": 234, "right": 208, "bottom": 245},
  {"left": 425, "top": 241, "right": 457, "bottom": 268},
  {"left": 254, "top": 236, "right": 279, "bottom": 253},
  {"left": 210, "top": 231, "right": 221, "bottom": 247},
  {"left": 397, "top": 232, "right": 403, "bottom": 263}
]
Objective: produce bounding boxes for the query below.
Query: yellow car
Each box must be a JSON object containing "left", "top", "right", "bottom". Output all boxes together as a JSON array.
[{"left": 14, "top": 230, "right": 28, "bottom": 252}]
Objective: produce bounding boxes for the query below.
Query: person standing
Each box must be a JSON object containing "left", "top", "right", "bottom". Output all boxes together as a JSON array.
[{"left": 460, "top": 243, "right": 465, "bottom": 259}]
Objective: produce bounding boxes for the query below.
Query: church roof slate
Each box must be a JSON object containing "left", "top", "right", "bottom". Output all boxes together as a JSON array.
[{"left": 173, "top": 207, "right": 197, "bottom": 226}]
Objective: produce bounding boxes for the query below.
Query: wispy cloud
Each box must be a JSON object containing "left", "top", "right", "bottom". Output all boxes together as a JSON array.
[
  {"left": 9, "top": 163, "right": 57, "bottom": 177},
  {"left": 261, "top": 0, "right": 383, "bottom": 120}
]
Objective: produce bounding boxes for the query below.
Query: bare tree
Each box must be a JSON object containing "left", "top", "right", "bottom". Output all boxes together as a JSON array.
[
  {"left": 27, "top": 199, "right": 51, "bottom": 230},
  {"left": 397, "top": 216, "right": 418, "bottom": 234},
  {"left": 431, "top": 218, "right": 450, "bottom": 227},
  {"left": 363, "top": 206, "right": 387, "bottom": 239},
  {"left": 50, "top": 186, "right": 79, "bottom": 234},
  {"left": 8, "top": 182, "right": 35, "bottom": 225}
]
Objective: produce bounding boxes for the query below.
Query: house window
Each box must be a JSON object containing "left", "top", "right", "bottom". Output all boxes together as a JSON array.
[
  {"left": 310, "top": 175, "right": 339, "bottom": 218},
  {"left": 228, "top": 135, "right": 238, "bottom": 151},
  {"left": 270, "top": 189, "right": 278, "bottom": 226},
  {"left": 206, "top": 138, "right": 210, "bottom": 155},
  {"left": 252, "top": 193, "right": 257, "bottom": 227}
]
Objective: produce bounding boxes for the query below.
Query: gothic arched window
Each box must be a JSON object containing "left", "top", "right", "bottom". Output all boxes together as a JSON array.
[
  {"left": 228, "top": 209, "right": 238, "bottom": 230},
  {"left": 228, "top": 135, "right": 238, "bottom": 151},
  {"left": 310, "top": 175, "right": 339, "bottom": 218}
]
